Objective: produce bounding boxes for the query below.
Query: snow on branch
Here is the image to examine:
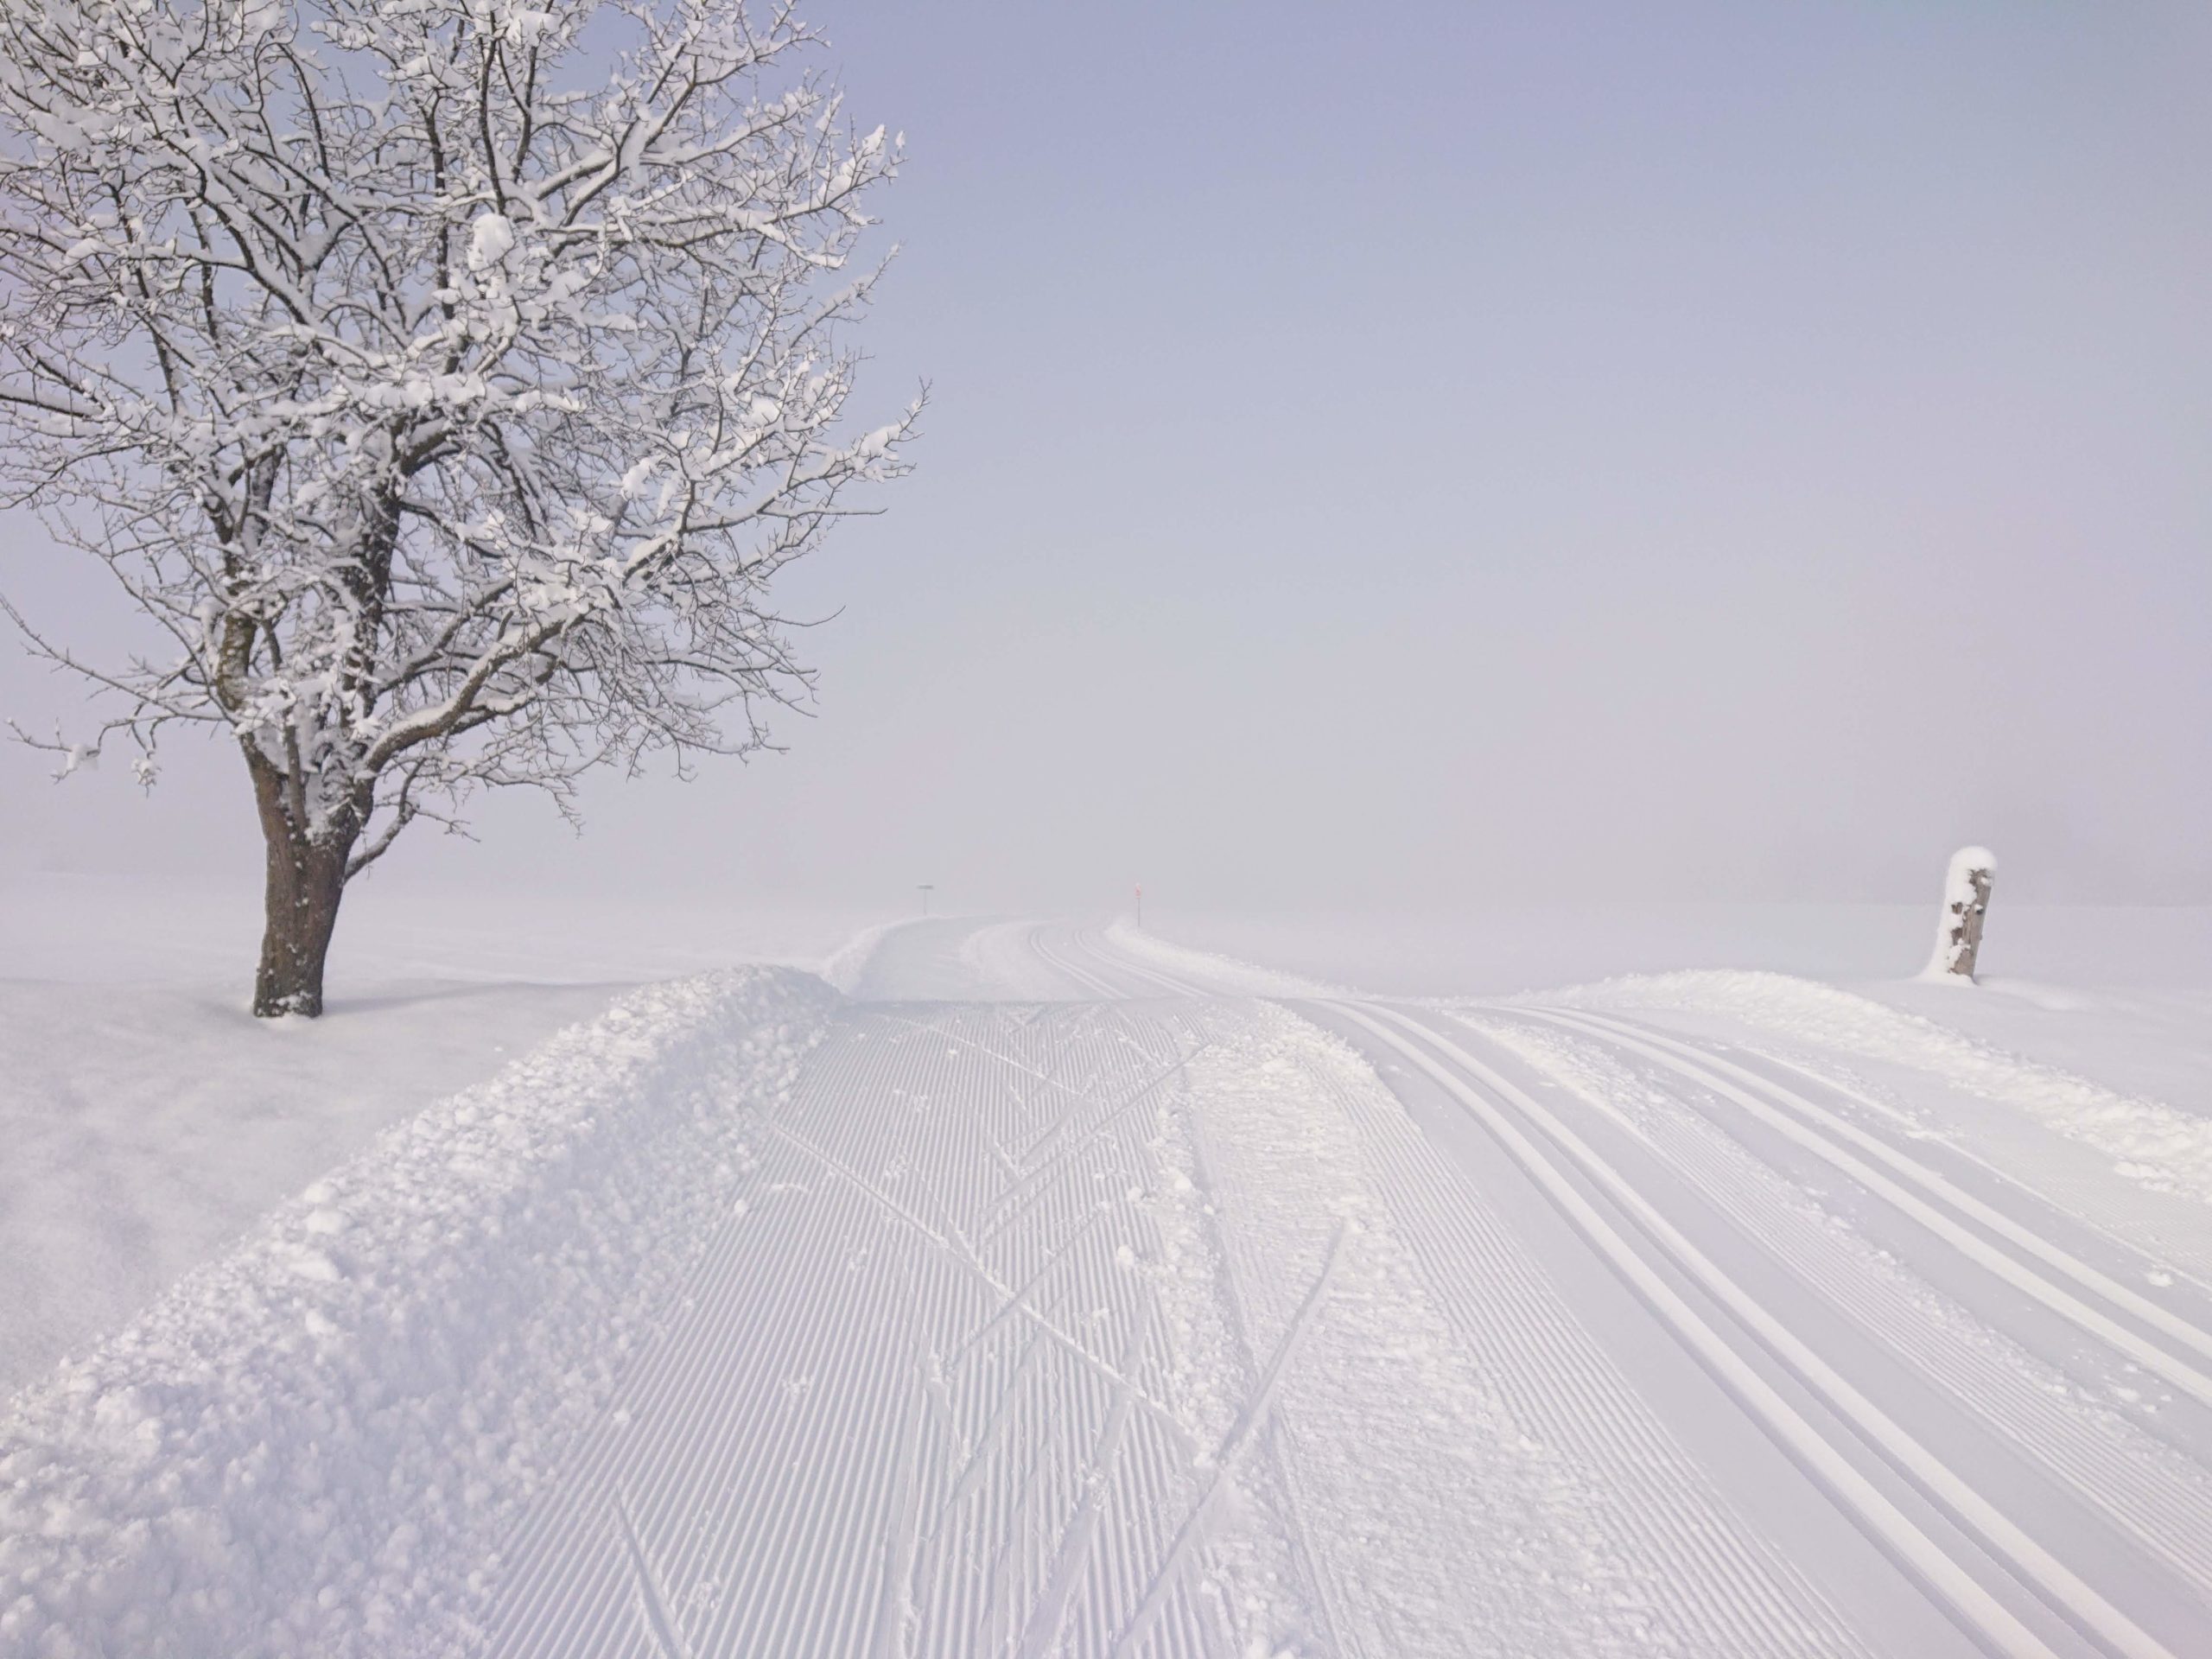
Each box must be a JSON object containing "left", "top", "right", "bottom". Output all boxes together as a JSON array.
[{"left": 0, "top": 0, "right": 914, "bottom": 859}]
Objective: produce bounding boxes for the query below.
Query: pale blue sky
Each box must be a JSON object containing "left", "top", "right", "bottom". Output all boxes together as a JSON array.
[{"left": 4, "top": 0, "right": 2208, "bottom": 912}]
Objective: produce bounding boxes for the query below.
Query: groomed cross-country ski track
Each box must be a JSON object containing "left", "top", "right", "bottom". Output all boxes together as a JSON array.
[{"left": 6, "top": 918, "right": 2212, "bottom": 1658}]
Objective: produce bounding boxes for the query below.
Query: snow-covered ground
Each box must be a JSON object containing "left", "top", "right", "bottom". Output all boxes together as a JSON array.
[
  {"left": 0, "top": 874, "right": 892, "bottom": 1393},
  {"left": 5, "top": 902, "right": 2210, "bottom": 1656}
]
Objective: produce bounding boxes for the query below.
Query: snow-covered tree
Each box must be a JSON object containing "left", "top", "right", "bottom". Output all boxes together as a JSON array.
[{"left": 0, "top": 0, "right": 913, "bottom": 1014}]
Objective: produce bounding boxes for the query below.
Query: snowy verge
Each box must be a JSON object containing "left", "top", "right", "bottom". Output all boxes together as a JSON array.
[
  {"left": 816, "top": 915, "right": 912, "bottom": 995},
  {"left": 1102, "top": 918, "right": 1350, "bottom": 997},
  {"left": 0, "top": 978, "right": 632, "bottom": 1395},
  {"left": 1536, "top": 969, "right": 2212, "bottom": 1210},
  {"left": 0, "top": 966, "right": 840, "bottom": 1659}
]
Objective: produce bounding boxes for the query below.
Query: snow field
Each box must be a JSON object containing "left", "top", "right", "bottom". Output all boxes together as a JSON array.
[
  {"left": 0, "top": 967, "right": 838, "bottom": 1659},
  {"left": 0, "top": 874, "right": 900, "bottom": 1395},
  {"left": 7, "top": 913, "right": 2212, "bottom": 1657},
  {"left": 0, "top": 977, "right": 630, "bottom": 1395}
]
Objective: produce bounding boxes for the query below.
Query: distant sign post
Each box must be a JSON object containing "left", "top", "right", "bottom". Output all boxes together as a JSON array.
[
  {"left": 1924, "top": 848, "right": 1994, "bottom": 982},
  {"left": 918, "top": 883, "right": 934, "bottom": 918}
]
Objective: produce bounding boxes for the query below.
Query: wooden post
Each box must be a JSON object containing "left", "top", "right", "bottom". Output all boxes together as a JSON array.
[{"left": 1924, "top": 846, "right": 1996, "bottom": 982}]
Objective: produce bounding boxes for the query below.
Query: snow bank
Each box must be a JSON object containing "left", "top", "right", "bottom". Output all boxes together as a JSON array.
[
  {"left": 1547, "top": 969, "right": 2212, "bottom": 1209},
  {"left": 0, "top": 967, "right": 839, "bottom": 1659},
  {"left": 0, "top": 978, "right": 629, "bottom": 1395},
  {"left": 815, "top": 915, "right": 906, "bottom": 995}
]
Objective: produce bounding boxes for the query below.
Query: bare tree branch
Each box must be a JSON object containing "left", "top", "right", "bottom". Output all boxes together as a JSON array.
[{"left": 0, "top": 0, "right": 913, "bottom": 883}]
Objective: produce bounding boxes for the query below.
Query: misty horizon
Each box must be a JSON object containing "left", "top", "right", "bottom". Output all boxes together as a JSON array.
[{"left": 5, "top": 0, "right": 2207, "bottom": 914}]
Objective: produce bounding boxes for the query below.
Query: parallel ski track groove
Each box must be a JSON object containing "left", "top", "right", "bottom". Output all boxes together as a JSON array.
[
  {"left": 1029, "top": 927, "right": 1126, "bottom": 999},
  {"left": 1357, "top": 1074, "right": 1840, "bottom": 1655},
  {"left": 1532, "top": 1007, "right": 2212, "bottom": 1388},
  {"left": 1070, "top": 931, "right": 1210, "bottom": 999},
  {"left": 1348, "top": 1001, "right": 2183, "bottom": 1659},
  {"left": 1272, "top": 1004, "right": 1868, "bottom": 1658},
  {"left": 1483, "top": 1007, "right": 2212, "bottom": 1599}
]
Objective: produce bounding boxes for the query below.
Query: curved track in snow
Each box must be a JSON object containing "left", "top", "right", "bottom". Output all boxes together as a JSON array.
[
  {"left": 32, "top": 917, "right": 2181, "bottom": 1658},
  {"left": 463, "top": 919, "right": 2212, "bottom": 1657}
]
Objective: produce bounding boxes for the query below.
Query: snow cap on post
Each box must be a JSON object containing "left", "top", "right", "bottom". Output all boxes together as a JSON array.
[{"left": 1923, "top": 846, "right": 1996, "bottom": 982}]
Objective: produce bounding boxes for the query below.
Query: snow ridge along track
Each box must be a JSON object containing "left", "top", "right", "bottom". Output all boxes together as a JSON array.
[{"left": 0, "top": 967, "right": 839, "bottom": 1659}]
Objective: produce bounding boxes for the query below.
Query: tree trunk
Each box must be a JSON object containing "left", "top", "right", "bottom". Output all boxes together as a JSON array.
[{"left": 247, "top": 753, "right": 358, "bottom": 1018}]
